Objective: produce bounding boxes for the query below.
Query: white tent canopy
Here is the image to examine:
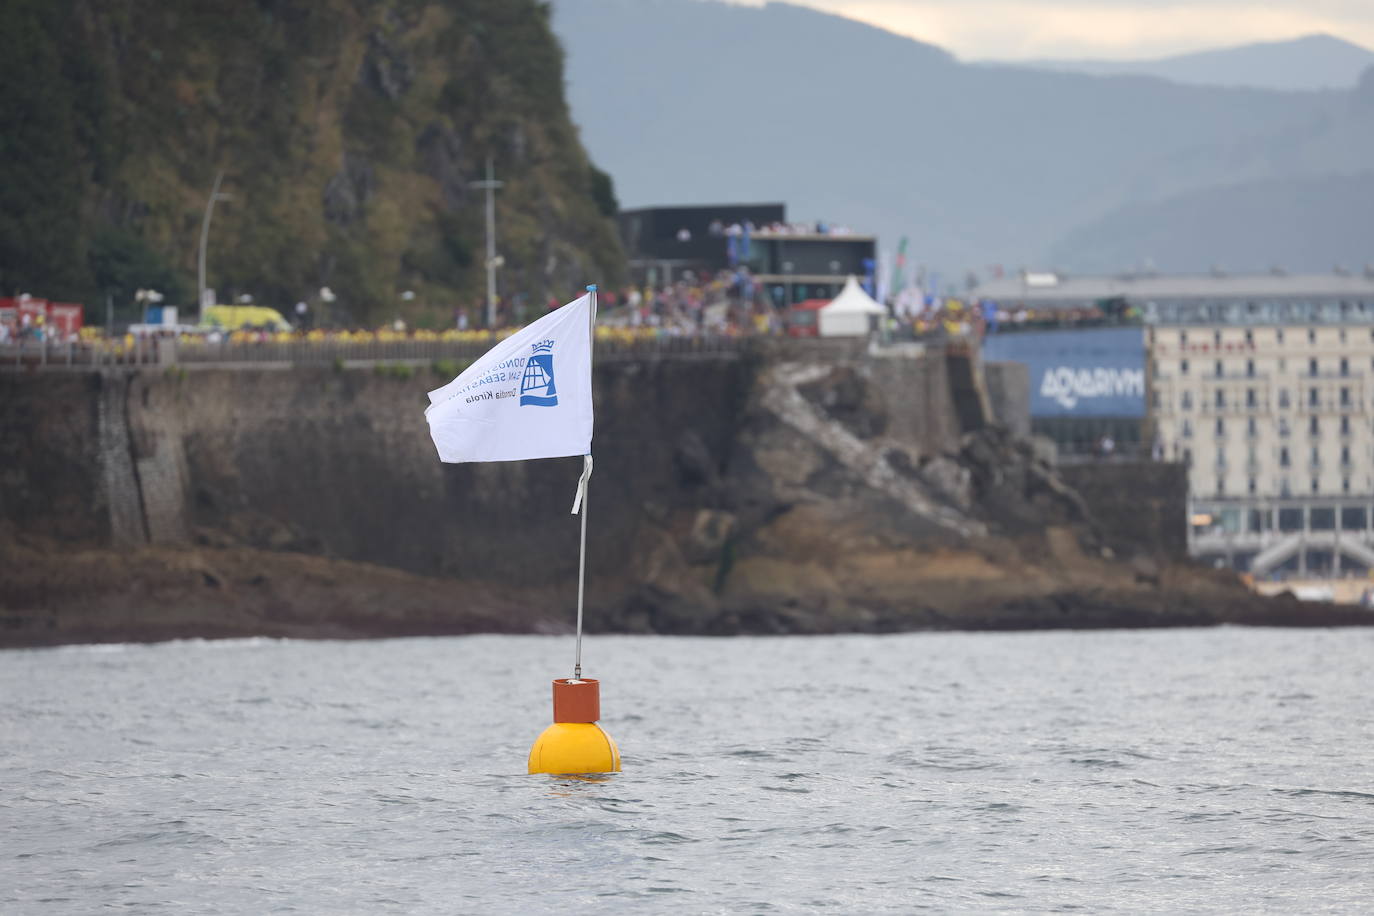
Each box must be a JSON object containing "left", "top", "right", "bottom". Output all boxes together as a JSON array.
[{"left": 818, "top": 275, "right": 886, "bottom": 337}]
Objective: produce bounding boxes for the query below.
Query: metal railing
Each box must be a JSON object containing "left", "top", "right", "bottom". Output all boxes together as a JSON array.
[
  {"left": 0, "top": 331, "right": 882, "bottom": 372},
  {"left": 1, "top": 337, "right": 165, "bottom": 369}
]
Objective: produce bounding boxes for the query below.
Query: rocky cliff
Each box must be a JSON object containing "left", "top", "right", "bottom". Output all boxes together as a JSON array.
[
  {"left": 4, "top": 344, "right": 1360, "bottom": 647},
  {"left": 0, "top": 0, "right": 623, "bottom": 323}
]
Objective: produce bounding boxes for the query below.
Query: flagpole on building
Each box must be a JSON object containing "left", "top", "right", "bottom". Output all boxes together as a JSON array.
[{"left": 573, "top": 284, "right": 598, "bottom": 680}]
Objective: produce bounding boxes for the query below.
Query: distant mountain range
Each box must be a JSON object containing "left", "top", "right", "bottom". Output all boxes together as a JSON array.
[
  {"left": 550, "top": 0, "right": 1374, "bottom": 279},
  {"left": 995, "top": 34, "right": 1374, "bottom": 93}
]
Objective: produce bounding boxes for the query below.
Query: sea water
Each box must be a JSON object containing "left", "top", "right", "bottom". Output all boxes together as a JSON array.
[{"left": 3, "top": 628, "right": 1372, "bottom": 913}]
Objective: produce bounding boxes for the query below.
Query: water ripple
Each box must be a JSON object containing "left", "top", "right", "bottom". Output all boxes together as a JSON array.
[{"left": 2, "top": 628, "right": 1372, "bottom": 913}]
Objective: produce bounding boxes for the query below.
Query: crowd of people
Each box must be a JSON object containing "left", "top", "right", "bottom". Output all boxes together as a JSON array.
[
  {"left": 0, "top": 311, "right": 70, "bottom": 344},
  {"left": 3, "top": 271, "right": 1141, "bottom": 353}
]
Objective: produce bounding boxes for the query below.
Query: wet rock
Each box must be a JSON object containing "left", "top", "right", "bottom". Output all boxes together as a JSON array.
[
  {"left": 918, "top": 455, "right": 973, "bottom": 510},
  {"left": 797, "top": 366, "right": 888, "bottom": 439},
  {"left": 684, "top": 509, "right": 736, "bottom": 565},
  {"left": 673, "top": 429, "right": 720, "bottom": 489}
]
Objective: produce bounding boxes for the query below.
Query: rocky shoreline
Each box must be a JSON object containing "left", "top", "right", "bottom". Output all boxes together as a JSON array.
[{"left": 3, "top": 530, "right": 1369, "bottom": 651}]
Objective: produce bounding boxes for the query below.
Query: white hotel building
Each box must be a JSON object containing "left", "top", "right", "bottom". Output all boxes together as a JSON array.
[{"left": 977, "top": 270, "right": 1374, "bottom": 579}]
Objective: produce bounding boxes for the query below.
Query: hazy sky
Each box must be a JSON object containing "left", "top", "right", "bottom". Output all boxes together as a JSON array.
[{"left": 730, "top": 0, "right": 1374, "bottom": 60}]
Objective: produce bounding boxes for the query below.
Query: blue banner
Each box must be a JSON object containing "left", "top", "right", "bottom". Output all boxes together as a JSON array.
[{"left": 981, "top": 327, "right": 1146, "bottom": 417}]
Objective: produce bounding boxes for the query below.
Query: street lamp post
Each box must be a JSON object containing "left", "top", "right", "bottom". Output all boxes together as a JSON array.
[
  {"left": 469, "top": 157, "right": 504, "bottom": 329},
  {"left": 197, "top": 170, "right": 231, "bottom": 324}
]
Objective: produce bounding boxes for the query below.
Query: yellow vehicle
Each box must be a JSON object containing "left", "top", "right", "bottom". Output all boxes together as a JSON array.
[{"left": 202, "top": 305, "right": 293, "bottom": 332}]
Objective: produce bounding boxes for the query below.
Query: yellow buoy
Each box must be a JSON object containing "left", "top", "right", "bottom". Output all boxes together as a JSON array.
[{"left": 528, "top": 678, "right": 621, "bottom": 775}]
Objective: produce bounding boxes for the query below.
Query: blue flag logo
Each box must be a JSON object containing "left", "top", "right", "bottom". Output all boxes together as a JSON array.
[{"left": 519, "top": 340, "right": 558, "bottom": 407}]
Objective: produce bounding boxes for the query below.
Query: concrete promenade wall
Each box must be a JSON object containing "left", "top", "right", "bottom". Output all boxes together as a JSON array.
[
  {"left": 984, "top": 361, "right": 1031, "bottom": 437},
  {"left": 3, "top": 347, "right": 963, "bottom": 586}
]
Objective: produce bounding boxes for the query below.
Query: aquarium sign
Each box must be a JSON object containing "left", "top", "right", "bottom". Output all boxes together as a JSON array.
[{"left": 982, "top": 327, "right": 1146, "bottom": 417}]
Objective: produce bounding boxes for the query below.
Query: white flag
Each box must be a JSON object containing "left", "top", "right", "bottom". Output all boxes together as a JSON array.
[{"left": 425, "top": 293, "right": 593, "bottom": 463}]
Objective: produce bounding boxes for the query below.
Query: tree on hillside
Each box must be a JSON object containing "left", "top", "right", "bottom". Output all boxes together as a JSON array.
[{"left": 0, "top": 0, "right": 87, "bottom": 300}]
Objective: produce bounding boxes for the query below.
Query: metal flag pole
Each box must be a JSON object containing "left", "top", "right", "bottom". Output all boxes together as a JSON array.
[{"left": 572, "top": 284, "right": 598, "bottom": 680}]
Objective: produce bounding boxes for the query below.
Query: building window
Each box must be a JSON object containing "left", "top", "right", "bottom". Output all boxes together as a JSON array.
[
  {"left": 1311, "top": 507, "right": 1336, "bottom": 529},
  {"left": 1310, "top": 416, "right": 1320, "bottom": 436},
  {"left": 1280, "top": 446, "right": 1291, "bottom": 467},
  {"left": 1279, "top": 417, "right": 1290, "bottom": 438},
  {"left": 1342, "top": 416, "right": 1351, "bottom": 435},
  {"left": 1248, "top": 477, "right": 1257, "bottom": 494},
  {"left": 1343, "top": 477, "right": 1352, "bottom": 494},
  {"left": 1216, "top": 447, "right": 1227, "bottom": 468},
  {"left": 1215, "top": 389, "right": 1226, "bottom": 408},
  {"left": 1215, "top": 417, "right": 1225, "bottom": 437},
  {"left": 1342, "top": 445, "right": 1352, "bottom": 465},
  {"left": 1217, "top": 477, "right": 1225, "bottom": 495},
  {"left": 1309, "top": 388, "right": 1320, "bottom": 407},
  {"left": 1312, "top": 478, "right": 1320, "bottom": 494},
  {"left": 1280, "top": 478, "right": 1292, "bottom": 497},
  {"left": 1341, "top": 506, "right": 1367, "bottom": 530},
  {"left": 1215, "top": 330, "right": 1222, "bottom": 346},
  {"left": 1309, "top": 357, "right": 1319, "bottom": 376},
  {"left": 1215, "top": 360, "right": 1224, "bottom": 377},
  {"left": 1183, "top": 448, "right": 1192, "bottom": 466},
  {"left": 1246, "top": 359, "right": 1255, "bottom": 377},
  {"left": 1309, "top": 328, "right": 1317, "bottom": 344},
  {"left": 1245, "top": 329, "right": 1254, "bottom": 345},
  {"left": 1311, "top": 445, "right": 1321, "bottom": 466},
  {"left": 1279, "top": 389, "right": 1290, "bottom": 409},
  {"left": 1247, "top": 417, "right": 1258, "bottom": 437},
  {"left": 1340, "top": 387, "right": 1352, "bottom": 407},
  {"left": 1180, "top": 331, "right": 1188, "bottom": 346},
  {"left": 1182, "top": 391, "right": 1193, "bottom": 410},
  {"left": 1182, "top": 419, "right": 1193, "bottom": 439},
  {"left": 1340, "top": 357, "right": 1350, "bottom": 376},
  {"left": 1152, "top": 389, "right": 1161, "bottom": 409},
  {"left": 1277, "top": 328, "right": 1285, "bottom": 344},
  {"left": 1246, "top": 388, "right": 1257, "bottom": 407},
  {"left": 1181, "top": 359, "right": 1189, "bottom": 375}
]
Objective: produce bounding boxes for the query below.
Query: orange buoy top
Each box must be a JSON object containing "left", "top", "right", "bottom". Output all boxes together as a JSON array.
[{"left": 552, "top": 678, "right": 600, "bottom": 723}]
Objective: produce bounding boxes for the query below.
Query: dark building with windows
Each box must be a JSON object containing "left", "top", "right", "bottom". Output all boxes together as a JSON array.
[{"left": 617, "top": 203, "right": 876, "bottom": 304}]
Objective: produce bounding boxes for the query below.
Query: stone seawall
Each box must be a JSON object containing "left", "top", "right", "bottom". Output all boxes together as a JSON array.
[
  {"left": 1058, "top": 461, "right": 1189, "bottom": 561},
  {"left": 4, "top": 347, "right": 1339, "bottom": 646},
  {"left": 2, "top": 356, "right": 767, "bottom": 582}
]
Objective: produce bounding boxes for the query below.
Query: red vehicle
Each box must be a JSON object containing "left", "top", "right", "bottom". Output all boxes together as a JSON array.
[{"left": 785, "top": 298, "right": 829, "bottom": 337}]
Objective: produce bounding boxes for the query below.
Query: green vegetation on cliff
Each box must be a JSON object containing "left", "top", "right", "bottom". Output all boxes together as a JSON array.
[{"left": 0, "top": 0, "right": 624, "bottom": 325}]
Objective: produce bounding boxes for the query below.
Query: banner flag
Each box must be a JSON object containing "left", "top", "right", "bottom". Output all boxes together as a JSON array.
[{"left": 425, "top": 293, "right": 593, "bottom": 463}]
